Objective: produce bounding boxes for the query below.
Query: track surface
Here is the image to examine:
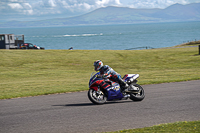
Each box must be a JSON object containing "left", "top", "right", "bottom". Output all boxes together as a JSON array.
[{"left": 0, "top": 80, "right": 200, "bottom": 133}]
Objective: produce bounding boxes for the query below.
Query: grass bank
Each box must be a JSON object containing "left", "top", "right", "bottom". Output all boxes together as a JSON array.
[
  {"left": 106, "top": 120, "right": 200, "bottom": 133},
  {"left": 175, "top": 40, "right": 200, "bottom": 47},
  {"left": 0, "top": 47, "right": 200, "bottom": 99}
]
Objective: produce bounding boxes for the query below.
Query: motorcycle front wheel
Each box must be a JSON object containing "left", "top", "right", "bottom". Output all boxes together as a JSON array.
[
  {"left": 88, "top": 89, "right": 107, "bottom": 105},
  {"left": 129, "top": 84, "right": 145, "bottom": 101}
]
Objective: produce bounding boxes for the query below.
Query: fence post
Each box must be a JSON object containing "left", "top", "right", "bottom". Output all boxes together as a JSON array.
[{"left": 199, "top": 45, "right": 200, "bottom": 55}]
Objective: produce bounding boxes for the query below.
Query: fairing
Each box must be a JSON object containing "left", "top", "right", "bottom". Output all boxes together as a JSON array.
[{"left": 89, "top": 72, "right": 139, "bottom": 101}]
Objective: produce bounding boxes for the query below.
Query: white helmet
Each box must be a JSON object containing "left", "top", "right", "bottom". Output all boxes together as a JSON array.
[{"left": 94, "top": 60, "right": 103, "bottom": 71}]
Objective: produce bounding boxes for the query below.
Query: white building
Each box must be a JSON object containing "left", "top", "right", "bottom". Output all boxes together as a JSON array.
[{"left": 0, "top": 34, "right": 24, "bottom": 49}]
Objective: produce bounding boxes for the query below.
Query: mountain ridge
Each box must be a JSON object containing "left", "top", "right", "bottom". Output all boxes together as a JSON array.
[{"left": 1, "top": 3, "right": 200, "bottom": 28}]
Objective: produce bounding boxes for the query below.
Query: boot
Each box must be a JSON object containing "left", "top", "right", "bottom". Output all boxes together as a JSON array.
[{"left": 119, "top": 78, "right": 129, "bottom": 92}]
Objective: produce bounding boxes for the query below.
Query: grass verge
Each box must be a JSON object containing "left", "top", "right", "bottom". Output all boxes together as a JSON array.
[
  {"left": 175, "top": 40, "right": 200, "bottom": 47},
  {"left": 105, "top": 120, "right": 200, "bottom": 133},
  {"left": 0, "top": 47, "right": 200, "bottom": 99}
]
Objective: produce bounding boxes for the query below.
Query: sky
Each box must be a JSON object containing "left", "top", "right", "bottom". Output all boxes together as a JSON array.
[{"left": 1, "top": 0, "right": 200, "bottom": 22}]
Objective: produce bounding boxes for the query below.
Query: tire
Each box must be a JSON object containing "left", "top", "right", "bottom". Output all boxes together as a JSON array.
[
  {"left": 88, "top": 89, "right": 107, "bottom": 105},
  {"left": 129, "top": 84, "right": 145, "bottom": 101}
]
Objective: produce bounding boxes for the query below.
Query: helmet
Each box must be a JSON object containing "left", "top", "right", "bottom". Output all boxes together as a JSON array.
[{"left": 94, "top": 60, "right": 103, "bottom": 71}]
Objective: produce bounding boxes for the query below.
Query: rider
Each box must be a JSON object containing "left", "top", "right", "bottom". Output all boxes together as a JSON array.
[{"left": 93, "top": 60, "right": 128, "bottom": 92}]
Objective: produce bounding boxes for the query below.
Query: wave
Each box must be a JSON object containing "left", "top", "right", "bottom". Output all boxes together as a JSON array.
[{"left": 63, "top": 33, "right": 103, "bottom": 37}]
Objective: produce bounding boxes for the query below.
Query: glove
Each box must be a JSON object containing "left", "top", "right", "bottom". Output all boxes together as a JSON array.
[
  {"left": 96, "top": 75, "right": 102, "bottom": 78},
  {"left": 103, "top": 73, "right": 111, "bottom": 78}
]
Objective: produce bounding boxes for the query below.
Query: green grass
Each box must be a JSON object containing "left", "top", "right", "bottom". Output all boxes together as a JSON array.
[
  {"left": 0, "top": 47, "right": 200, "bottom": 99},
  {"left": 106, "top": 121, "right": 200, "bottom": 133}
]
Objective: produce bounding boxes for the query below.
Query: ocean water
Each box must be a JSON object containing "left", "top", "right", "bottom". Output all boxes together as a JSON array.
[{"left": 1, "top": 21, "right": 200, "bottom": 50}]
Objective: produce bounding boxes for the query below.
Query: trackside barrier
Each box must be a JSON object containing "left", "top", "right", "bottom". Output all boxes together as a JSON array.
[{"left": 125, "top": 46, "right": 154, "bottom": 50}]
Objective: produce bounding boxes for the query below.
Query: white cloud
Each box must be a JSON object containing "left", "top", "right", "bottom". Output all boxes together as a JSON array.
[
  {"left": 1, "top": 0, "right": 200, "bottom": 21},
  {"left": 28, "top": 0, "right": 122, "bottom": 15},
  {"left": 22, "top": 3, "right": 33, "bottom": 14},
  {"left": 8, "top": 3, "right": 23, "bottom": 9},
  {"left": 48, "top": 0, "right": 56, "bottom": 7},
  {"left": 96, "top": 0, "right": 121, "bottom": 7},
  {"left": 22, "top": 3, "right": 32, "bottom": 9},
  {"left": 83, "top": 3, "right": 92, "bottom": 10},
  {"left": 3, "top": 0, "right": 198, "bottom": 18},
  {"left": 9, "top": 0, "right": 24, "bottom": 2},
  {"left": 122, "top": 0, "right": 196, "bottom": 9}
]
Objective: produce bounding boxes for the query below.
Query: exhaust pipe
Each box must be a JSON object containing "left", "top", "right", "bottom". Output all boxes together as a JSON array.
[{"left": 127, "top": 74, "right": 139, "bottom": 83}]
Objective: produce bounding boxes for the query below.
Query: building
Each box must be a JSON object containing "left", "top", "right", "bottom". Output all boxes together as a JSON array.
[{"left": 0, "top": 34, "right": 24, "bottom": 49}]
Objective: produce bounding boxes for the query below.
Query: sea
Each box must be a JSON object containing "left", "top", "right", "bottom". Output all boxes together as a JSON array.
[{"left": 1, "top": 21, "right": 200, "bottom": 50}]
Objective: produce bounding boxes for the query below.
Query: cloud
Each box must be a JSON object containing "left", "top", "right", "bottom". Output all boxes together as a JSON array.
[
  {"left": 0, "top": 0, "right": 193, "bottom": 17},
  {"left": 123, "top": 0, "right": 195, "bottom": 9},
  {"left": 22, "top": 3, "right": 33, "bottom": 14},
  {"left": 48, "top": 0, "right": 56, "bottom": 7},
  {"left": 26, "top": 0, "right": 122, "bottom": 16},
  {"left": 0, "top": 0, "right": 200, "bottom": 21},
  {"left": 8, "top": 3, "right": 23, "bottom": 9},
  {"left": 96, "top": 0, "right": 121, "bottom": 7},
  {"left": 1, "top": 0, "right": 33, "bottom": 15}
]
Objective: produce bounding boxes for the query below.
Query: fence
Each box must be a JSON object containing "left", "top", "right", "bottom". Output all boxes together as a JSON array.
[{"left": 125, "top": 46, "right": 154, "bottom": 50}]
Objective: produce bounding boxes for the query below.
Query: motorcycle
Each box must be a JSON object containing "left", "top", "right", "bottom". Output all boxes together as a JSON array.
[{"left": 88, "top": 72, "right": 145, "bottom": 104}]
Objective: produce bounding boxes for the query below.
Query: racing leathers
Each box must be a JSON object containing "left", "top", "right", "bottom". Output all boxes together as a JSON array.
[{"left": 99, "top": 65, "right": 128, "bottom": 91}]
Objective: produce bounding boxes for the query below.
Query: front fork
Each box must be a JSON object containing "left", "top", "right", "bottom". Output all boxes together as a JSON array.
[{"left": 97, "top": 86, "right": 101, "bottom": 95}]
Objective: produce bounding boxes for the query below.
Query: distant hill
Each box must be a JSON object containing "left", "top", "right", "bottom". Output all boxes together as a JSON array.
[
  {"left": 151, "top": 3, "right": 200, "bottom": 20},
  {"left": 1, "top": 3, "right": 200, "bottom": 28}
]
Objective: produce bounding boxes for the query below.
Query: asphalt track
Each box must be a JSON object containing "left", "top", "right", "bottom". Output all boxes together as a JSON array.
[{"left": 0, "top": 80, "right": 200, "bottom": 133}]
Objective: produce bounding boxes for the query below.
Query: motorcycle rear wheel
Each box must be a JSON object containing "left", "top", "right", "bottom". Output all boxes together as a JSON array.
[
  {"left": 88, "top": 89, "right": 107, "bottom": 104},
  {"left": 129, "top": 84, "right": 145, "bottom": 101}
]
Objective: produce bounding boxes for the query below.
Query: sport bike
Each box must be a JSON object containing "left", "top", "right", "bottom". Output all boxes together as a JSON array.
[{"left": 88, "top": 72, "right": 145, "bottom": 104}]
